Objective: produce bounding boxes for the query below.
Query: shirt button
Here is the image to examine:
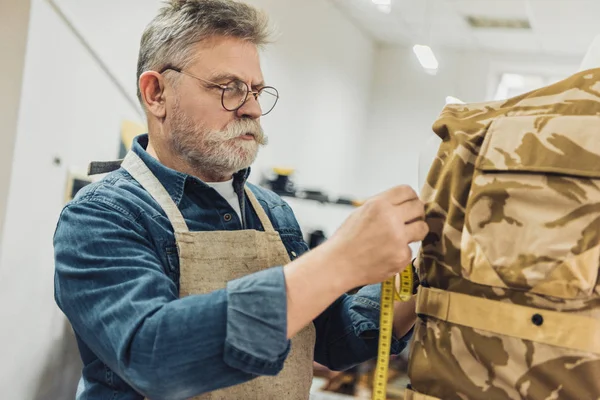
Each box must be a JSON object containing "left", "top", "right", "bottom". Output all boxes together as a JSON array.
[
  {"left": 224, "top": 213, "right": 232, "bottom": 222},
  {"left": 291, "top": 251, "right": 297, "bottom": 258}
]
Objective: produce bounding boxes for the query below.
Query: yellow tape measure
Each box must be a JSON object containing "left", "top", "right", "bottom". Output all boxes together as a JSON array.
[{"left": 372, "top": 265, "right": 413, "bottom": 400}]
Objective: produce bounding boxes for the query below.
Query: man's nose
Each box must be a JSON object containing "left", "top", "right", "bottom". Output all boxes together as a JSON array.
[{"left": 236, "top": 92, "right": 262, "bottom": 119}]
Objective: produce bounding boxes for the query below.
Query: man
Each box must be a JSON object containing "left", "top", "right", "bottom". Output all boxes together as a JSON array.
[{"left": 53, "top": 1, "right": 428, "bottom": 399}]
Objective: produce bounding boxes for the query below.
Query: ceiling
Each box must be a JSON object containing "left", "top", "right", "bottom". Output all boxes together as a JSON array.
[{"left": 327, "top": 0, "right": 600, "bottom": 57}]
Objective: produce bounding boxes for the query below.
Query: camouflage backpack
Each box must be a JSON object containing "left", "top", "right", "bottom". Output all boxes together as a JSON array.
[{"left": 406, "top": 68, "right": 600, "bottom": 400}]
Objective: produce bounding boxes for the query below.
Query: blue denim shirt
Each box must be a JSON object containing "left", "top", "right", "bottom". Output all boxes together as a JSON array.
[{"left": 53, "top": 134, "right": 410, "bottom": 400}]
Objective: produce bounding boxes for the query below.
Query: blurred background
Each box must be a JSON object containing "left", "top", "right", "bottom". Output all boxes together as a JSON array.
[{"left": 1, "top": 0, "right": 598, "bottom": 399}]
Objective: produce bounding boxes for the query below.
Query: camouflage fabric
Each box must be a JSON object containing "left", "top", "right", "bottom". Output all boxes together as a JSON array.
[{"left": 408, "top": 68, "right": 600, "bottom": 400}]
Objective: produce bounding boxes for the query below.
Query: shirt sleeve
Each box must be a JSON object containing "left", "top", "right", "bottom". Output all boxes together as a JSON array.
[
  {"left": 312, "top": 284, "right": 413, "bottom": 371},
  {"left": 53, "top": 198, "right": 290, "bottom": 400}
]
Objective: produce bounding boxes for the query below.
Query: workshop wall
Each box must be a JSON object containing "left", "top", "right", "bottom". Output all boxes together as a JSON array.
[
  {"left": 0, "top": 0, "right": 31, "bottom": 254},
  {"left": 353, "top": 44, "right": 580, "bottom": 199},
  {"left": 0, "top": 0, "right": 374, "bottom": 398},
  {"left": 0, "top": 1, "right": 141, "bottom": 399}
]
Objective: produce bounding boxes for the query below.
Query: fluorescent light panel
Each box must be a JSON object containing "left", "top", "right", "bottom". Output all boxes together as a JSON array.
[{"left": 413, "top": 44, "right": 439, "bottom": 71}]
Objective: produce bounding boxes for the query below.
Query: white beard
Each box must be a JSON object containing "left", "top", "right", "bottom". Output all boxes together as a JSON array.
[{"left": 169, "top": 99, "right": 268, "bottom": 178}]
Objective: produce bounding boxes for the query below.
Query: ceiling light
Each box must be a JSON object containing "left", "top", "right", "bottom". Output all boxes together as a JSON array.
[
  {"left": 413, "top": 44, "right": 439, "bottom": 73},
  {"left": 371, "top": 0, "right": 391, "bottom": 14}
]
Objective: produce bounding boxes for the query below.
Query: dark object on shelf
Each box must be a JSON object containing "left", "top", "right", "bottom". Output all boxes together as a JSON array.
[
  {"left": 301, "top": 190, "right": 329, "bottom": 203},
  {"left": 335, "top": 197, "right": 355, "bottom": 206},
  {"left": 334, "top": 196, "right": 365, "bottom": 207},
  {"left": 308, "top": 230, "right": 327, "bottom": 249},
  {"left": 270, "top": 174, "right": 296, "bottom": 195},
  {"left": 261, "top": 167, "right": 363, "bottom": 207},
  {"left": 263, "top": 168, "right": 296, "bottom": 196},
  {"left": 64, "top": 171, "right": 93, "bottom": 203},
  {"left": 71, "top": 178, "right": 91, "bottom": 197}
]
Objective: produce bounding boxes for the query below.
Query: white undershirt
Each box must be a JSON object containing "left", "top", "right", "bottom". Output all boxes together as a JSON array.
[{"left": 205, "top": 179, "right": 243, "bottom": 222}]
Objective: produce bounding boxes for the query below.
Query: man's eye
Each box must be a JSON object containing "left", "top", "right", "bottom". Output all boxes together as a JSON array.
[
  {"left": 221, "top": 85, "right": 238, "bottom": 93},
  {"left": 228, "top": 81, "right": 247, "bottom": 92}
]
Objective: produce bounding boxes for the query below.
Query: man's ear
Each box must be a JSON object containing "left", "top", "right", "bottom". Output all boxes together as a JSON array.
[{"left": 139, "top": 71, "right": 167, "bottom": 118}]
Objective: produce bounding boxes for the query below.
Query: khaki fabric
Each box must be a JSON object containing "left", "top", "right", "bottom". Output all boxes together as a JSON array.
[
  {"left": 404, "top": 388, "right": 442, "bottom": 400},
  {"left": 409, "top": 68, "right": 600, "bottom": 399},
  {"left": 122, "top": 152, "right": 316, "bottom": 400},
  {"left": 416, "top": 286, "right": 600, "bottom": 354}
]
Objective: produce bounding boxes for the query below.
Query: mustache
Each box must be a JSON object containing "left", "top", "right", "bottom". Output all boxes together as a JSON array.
[{"left": 215, "top": 119, "right": 268, "bottom": 145}]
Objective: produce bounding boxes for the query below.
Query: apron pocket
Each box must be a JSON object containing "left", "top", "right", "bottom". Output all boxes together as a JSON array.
[{"left": 461, "top": 115, "right": 600, "bottom": 300}]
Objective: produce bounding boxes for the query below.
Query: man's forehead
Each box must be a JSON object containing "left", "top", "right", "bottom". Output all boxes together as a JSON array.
[{"left": 189, "top": 37, "right": 264, "bottom": 84}]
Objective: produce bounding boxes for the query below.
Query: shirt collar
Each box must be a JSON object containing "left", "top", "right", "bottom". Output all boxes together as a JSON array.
[{"left": 131, "top": 134, "right": 251, "bottom": 205}]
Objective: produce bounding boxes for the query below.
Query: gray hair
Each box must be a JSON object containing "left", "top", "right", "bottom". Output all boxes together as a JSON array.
[{"left": 136, "top": 0, "right": 272, "bottom": 106}]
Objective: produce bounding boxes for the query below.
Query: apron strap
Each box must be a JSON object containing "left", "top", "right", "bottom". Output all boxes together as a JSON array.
[
  {"left": 416, "top": 286, "right": 600, "bottom": 355},
  {"left": 121, "top": 151, "right": 189, "bottom": 233},
  {"left": 404, "top": 388, "right": 441, "bottom": 400},
  {"left": 121, "top": 151, "right": 274, "bottom": 234},
  {"left": 244, "top": 186, "right": 276, "bottom": 233}
]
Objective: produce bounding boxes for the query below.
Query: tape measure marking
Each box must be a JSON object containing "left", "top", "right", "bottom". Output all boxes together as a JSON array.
[{"left": 372, "top": 266, "right": 414, "bottom": 400}]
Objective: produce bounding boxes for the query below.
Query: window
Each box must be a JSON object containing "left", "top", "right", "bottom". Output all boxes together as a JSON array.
[{"left": 493, "top": 72, "right": 568, "bottom": 100}]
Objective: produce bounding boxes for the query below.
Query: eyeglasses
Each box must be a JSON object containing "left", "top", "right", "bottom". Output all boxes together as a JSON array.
[{"left": 159, "top": 66, "right": 279, "bottom": 116}]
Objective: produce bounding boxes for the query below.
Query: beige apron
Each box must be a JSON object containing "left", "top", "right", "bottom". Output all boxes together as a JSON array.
[{"left": 121, "top": 151, "right": 316, "bottom": 400}]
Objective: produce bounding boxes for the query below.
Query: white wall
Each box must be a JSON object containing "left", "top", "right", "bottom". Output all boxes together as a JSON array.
[
  {"left": 0, "top": 0, "right": 31, "bottom": 253},
  {"left": 0, "top": 1, "right": 143, "bottom": 398},
  {"left": 0, "top": 0, "right": 373, "bottom": 398},
  {"left": 248, "top": 0, "right": 375, "bottom": 238},
  {"left": 252, "top": 0, "right": 374, "bottom": 196},
  {"left": 353, "top": 44, "right": 580, "bottom": 198}
]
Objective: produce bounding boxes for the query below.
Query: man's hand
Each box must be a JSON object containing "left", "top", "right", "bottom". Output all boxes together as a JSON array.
[
  {"left": 283, "top": 185, "right": 428, "bottom": 338},
  {"left": 324, "top": 185, "right": 428, "bottom": 289}
]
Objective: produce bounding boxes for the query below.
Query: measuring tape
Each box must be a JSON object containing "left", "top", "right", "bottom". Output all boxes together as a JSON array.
[{"left": 372, "top": 265, "right": 414, "bottom": 400}]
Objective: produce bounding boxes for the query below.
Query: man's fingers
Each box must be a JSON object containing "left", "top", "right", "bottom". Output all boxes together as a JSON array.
[
  {"left": 379, "top": 185, "right": 418, "bottom": 206},
  {"left": 405, "top": 220, "right": 429, "bottom": 242},
  {"left": 397, "top": 199, "right": 425, "bottom": 224}
]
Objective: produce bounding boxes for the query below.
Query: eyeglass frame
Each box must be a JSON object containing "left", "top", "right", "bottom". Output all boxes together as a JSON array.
[{"left": 158, "top": 65, "right": 279, "bottom": 116}]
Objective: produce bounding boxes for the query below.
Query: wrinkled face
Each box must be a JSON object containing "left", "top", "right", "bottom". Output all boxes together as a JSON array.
[{"left": 165, "top": 36, "right": 268, "bottom": 178}]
